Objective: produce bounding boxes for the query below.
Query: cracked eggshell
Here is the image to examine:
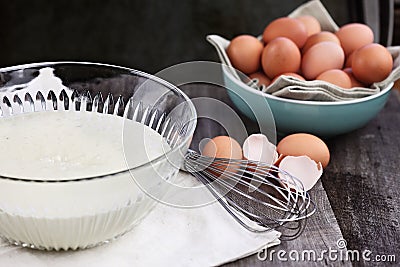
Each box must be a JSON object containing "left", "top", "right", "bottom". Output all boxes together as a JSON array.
[
  {"left": 278, "top": 155, "right": 323, "bottom": 191},
  {"left": 242, "top": 134, "right": 278, "bottom": 165}
]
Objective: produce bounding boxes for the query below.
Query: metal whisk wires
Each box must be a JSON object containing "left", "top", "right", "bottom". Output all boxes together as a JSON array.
[{"left": 183, "top": 150, "right": 316, "bottom": 236}]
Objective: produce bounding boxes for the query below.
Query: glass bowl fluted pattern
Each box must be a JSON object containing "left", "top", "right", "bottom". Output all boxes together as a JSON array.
[{"left": 0, "top": 62, "right": 197, "bottom": 250}]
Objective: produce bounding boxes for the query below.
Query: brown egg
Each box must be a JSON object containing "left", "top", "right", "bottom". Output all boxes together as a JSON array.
[
  {"left": 202, "top": 136, "right": 242, "bottom": 159},
  {"left": 301, "top": 41, "right": 345, "bottom": 80},
  {"left": 316, "top": 69, "right": 351, "bottom": 88},
  {"left": 297, "top": 15, "right": 321, "bottom": 36},
  {"left": 202, "top": 136, "right": 242, "bottom": 177},
  {"left": 335, "top": 23, "right": 374, "bottom": 56},
  {"left": 343, "top": 68, "right": 365, "bottom": 87},
  {"left": 261, "top": 37, "right": 301, "bottom": 79},
  {"left": 249, "top": 71, "right": 271, "bottom": 87},
  {"left": 226, "top": 35, "right": 263, "bottom": 74},
  {"left": 345, "top": 51, "right": 355, "bottom": 68},
  {"left": 272, "top": 72, "right": 305, "bottom": 83},
  {"left": 262, "top": 17, "right": 308, "bottom": 48},
  {"left": 352, "top": 43, "right": 393, "bottom": 84},
  {"left": 277, "top": 133, "right": 330, "bottom": 168},
  {"left": 302, "top": 31, "right": 341, "bottom": 54}
]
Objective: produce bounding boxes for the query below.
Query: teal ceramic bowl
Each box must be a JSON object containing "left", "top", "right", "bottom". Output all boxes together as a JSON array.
[{"left": 222, "top": 65, "right": 393, "bottom": 138}]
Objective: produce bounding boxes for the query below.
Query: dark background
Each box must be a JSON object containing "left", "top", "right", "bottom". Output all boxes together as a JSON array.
[
  {"left": 0, "top": 2, "right": 399, "bottom": 264},
  {"left": 0, "top": 0, "right": 382, "bottom": 74}
]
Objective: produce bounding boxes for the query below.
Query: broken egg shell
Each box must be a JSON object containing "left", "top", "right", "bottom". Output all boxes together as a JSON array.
[
  {"left": 242, "top": 133, "right": 278, "bottom": 165},
  {"left": 278, "top": 155, "right": 323, "bottom": 191},
  {"left": 242, "top": 134, "right": 280, "bottom": 187}
]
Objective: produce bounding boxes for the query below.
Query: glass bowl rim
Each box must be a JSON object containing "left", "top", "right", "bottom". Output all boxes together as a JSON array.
[{"left": 0, "top": 61, "right": 197, "bottom": 183}]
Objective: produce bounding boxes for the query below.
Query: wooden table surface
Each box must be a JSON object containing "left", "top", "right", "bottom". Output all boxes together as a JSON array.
[{"left": 180, "top": 84, "right": 400, "bottom": 267}]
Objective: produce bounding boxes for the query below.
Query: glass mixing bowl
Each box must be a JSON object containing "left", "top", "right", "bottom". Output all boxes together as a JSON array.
[{"left": 0, "top": 62, "right": 197, "bottom": 250}]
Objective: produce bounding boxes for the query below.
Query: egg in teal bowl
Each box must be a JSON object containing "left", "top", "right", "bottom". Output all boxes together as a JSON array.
[{"left": 222, "top": 65, "right": 393, "bottom": 138}]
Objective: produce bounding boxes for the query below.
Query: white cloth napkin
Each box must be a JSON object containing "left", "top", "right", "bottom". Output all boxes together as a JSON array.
[{"left": 0, "top": 171, "right": 281, "bottom": 267}]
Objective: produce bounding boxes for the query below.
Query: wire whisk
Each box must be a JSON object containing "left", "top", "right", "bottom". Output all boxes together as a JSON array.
[{"left": 182, "top": 150, "right": 316, "bottom": 239}]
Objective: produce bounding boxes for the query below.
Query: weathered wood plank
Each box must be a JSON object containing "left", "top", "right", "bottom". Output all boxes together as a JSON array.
[{"left": 324, "top": 90, "right": 400, "bottom": 266}]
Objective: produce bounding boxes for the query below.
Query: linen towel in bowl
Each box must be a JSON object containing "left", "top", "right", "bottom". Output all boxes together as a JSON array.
[
  {"left": 264, "top": 76, "right": 381, "bottom": 101},
  {"left": 0, "top": 171, "right": 280, "bottom": 267}
]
